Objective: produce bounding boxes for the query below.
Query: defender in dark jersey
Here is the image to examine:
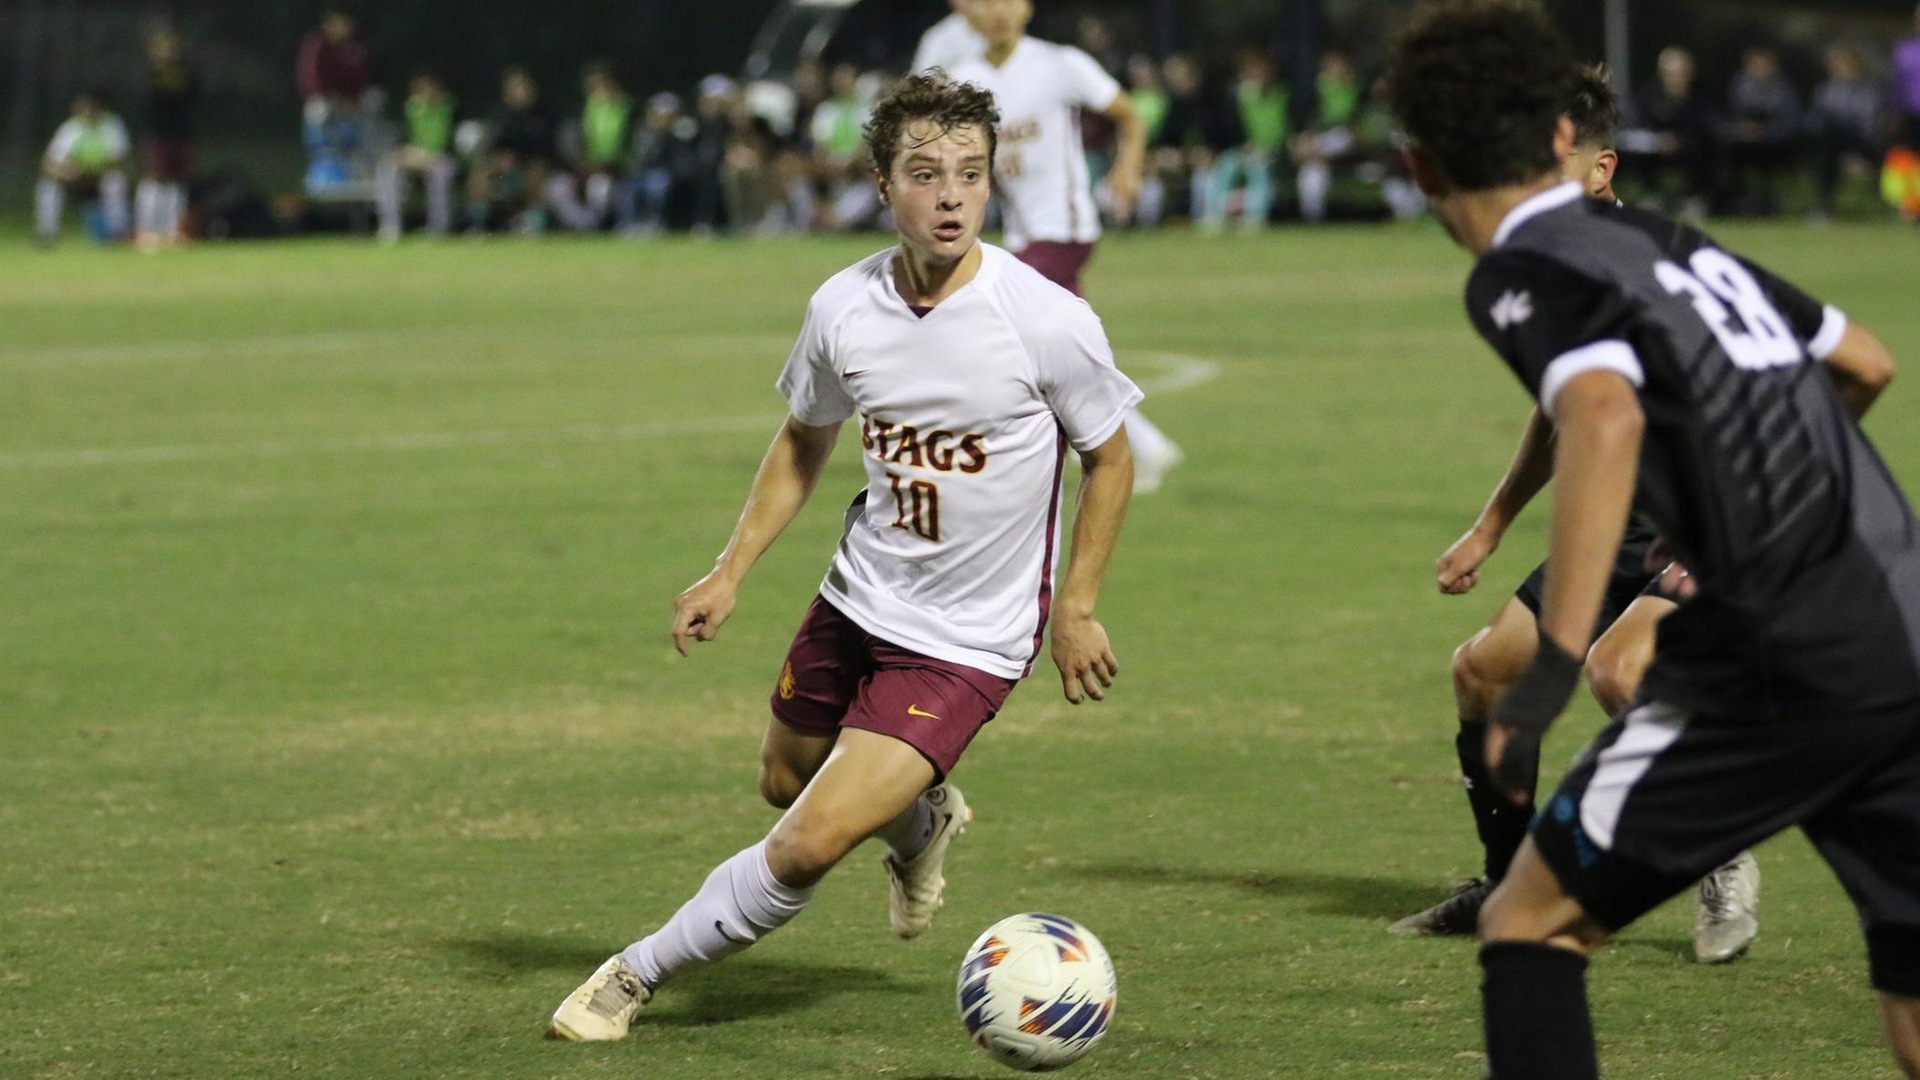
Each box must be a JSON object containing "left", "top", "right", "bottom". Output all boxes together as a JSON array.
[
  {"left": 1388, "top": 4, "right": 1913, "bottom": 1077},
  {"left": 1393, "top": 67, "right": 1775, "bottom": 963}
]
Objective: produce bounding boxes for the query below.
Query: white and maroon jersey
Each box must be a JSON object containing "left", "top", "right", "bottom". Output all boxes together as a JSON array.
[
  {"left": 951, "top": 39, "right": 1121, "bottom": 250},
  {"left": 913, "top": 12, "right": 987, "bottom": 75},
  {"left": 777, "top": 243, "right": 1143, "bottom": 678}
]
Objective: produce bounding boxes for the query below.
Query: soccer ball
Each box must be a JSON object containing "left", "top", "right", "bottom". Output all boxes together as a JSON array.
[{"left": 956, "top": 912, "right": 1117, "bottom": 1071}]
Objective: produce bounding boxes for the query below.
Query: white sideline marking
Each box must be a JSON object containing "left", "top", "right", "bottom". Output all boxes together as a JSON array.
[{"left": 0, "top": 352, "right": 1220, "bottom": 471}]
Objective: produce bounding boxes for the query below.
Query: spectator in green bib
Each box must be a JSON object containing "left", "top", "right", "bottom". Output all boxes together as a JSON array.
[
  {"left": 37, "top": 91, "right": 131, "bottom": 246},
  {"left": 1126, "top": 54, "right": 1171, "bottom": 226},
  {"left": 376, "top": 71, "right": 458, "bottom": 241},
  {"left": 1203, "top": 49, "right": 1286, "bottom": 233},
  {"left": 552, "top": 62, "right": 634, "bottom": 231},
  {"left": 1291, "top": 49, "right": 1361, "bottom": 223}
]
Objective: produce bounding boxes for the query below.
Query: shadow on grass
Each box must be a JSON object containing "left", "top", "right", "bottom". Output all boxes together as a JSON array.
[
  {"left": 1065, "top": 862, "right": 1445, "bottom": 922},
  {"left": 443, "top": 932, "right": 910, "bottom": 1024}
]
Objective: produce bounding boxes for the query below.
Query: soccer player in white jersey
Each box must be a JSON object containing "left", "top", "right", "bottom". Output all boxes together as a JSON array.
[
  {"left": 913, "top": 0, "right": 987, "bottom": 75},
  {"left": 547, "top": 72, "right": 1140, "bottom": 1043},
  {"left": 947, "top": 0, "right": 1184, "bottom": 492}
]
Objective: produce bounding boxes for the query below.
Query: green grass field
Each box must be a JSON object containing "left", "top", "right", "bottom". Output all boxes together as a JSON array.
[{"left": 3, "top": 223, "right": 1917, "bottom": 1079}]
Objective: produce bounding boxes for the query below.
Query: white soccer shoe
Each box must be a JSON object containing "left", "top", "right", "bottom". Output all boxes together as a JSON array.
[
  {"left": 1694, "top": 850, "right": 1760, "bottom": 964},
  {"left": 547, "top": 954, "right": 652, "bottom": 1041},
  {"left": 883, "top": 782, "right": 972, "bottom": 939},
  {"left": 1130, "top": 434, "right": 1184, "bottom": 495}
]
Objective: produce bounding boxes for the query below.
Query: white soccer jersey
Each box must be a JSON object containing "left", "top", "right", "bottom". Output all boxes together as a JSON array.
[
  {"left": 45, "top": 115, "right": 130, "bottom": 168},
  {"left": 951, "top": 39, "right": 1121, "bottom": 249},
  {"left": 913, "top": 12, "right": 987, "bottom": 75},
  {"left": 777, "top": 244, "right": 1143, "bottom": 678}
]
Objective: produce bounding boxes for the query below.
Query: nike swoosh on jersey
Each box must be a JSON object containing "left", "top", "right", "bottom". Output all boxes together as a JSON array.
[
  {"left": 907, "top": 704, "right": 941, "bottom": 720},
  {"left": 841, "top": 369, "right": 868, "bottom": 379}
]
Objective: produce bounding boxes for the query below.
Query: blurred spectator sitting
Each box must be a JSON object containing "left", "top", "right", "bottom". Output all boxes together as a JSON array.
[
  {"left": 1203, "top": 50, "right": 1286, "bottom": 233},
  {"left": 298, "top": 8, "right": 373, "bottom": 135},
  {"left": 618, "top": 93, "right": 685, "bottom": 236},
  {"left": 137, "top": 27, "right": 197, "bottom": 250},
  {"left": 688, "top": 75, "right": 738, "bottom": 235},
  {"left": 1619, "top": 46, "right": 1716, "bottom": 216},
  {"left": 1125, "top": 55, "right": 1170, "bottom": 226},
  {"left": 1152, "top": 53, "right": 1227, "bottom": 224},
  {"left": 37, "top": 91, "right": 131, "bottom": 246},
  {"left": 1808, "top": 45, "right": 1881, "bottom": 219},
  {"left": 1349, "top": 75, "right": 1426, "bottom": 220},
  {"left": 550, "top": 63, "right": 633, "bottom": 232},
  {"left": 1289, "top": 49, "right": 1361, "bottom": 223},
  {"left": 465, "top": 65, "right": 558, "bottom": 234},
  {"left": 720, "top": 88, "right": 783, "bottom": 234},
  {"left": 1722, "top": 46, "right": 1802, "bottom": 216},
  {"left": 376, "top": 71, "right": 458, "bottom": 241},
  {"left": 810, "top": 64, "right": 878, "bottom": 230},
  {"left": 1075, "top": 14, "right": 1124, "bottom": 220}
]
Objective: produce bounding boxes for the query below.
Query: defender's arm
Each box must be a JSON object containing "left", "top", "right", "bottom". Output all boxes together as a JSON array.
[{"left": 1439, "top": 406, "right": 1557, "bottom": 594}]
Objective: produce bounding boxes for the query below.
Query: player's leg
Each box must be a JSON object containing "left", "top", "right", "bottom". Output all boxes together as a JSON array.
[
  {"left": 1582, "top": 592, "right": 1672, "bottom": 718},
  {"left": 1884, "top": 994, "right": 1920, "bottom": 1078},
  {"left": 98, "top": 169, "right": 129, "bottom": 239},
  {"left": 1478, "top": 840, "right": 1610, "bottom": 1080},
  {"left": 374, "top": 155, "right": 404, "bottom": 241},
  {"left": 425, "top": 154, "right": 456, "bottom": 235},
  {"left": 1392, "top": 594, "right": 1540, "bottom": 936},
  {"left": 36, "top": 175, "right": 69, "bottom": 244}
]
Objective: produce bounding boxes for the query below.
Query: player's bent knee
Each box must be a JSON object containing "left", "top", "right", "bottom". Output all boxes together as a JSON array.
[
  {"left": 758, "top": 763, "right": 806, "bottom": 809},
  {"left": 1584, "top": 644, "right": 1645, "bottom": 718},
  {"left": 1452, "top": 636, "right": 1508, "bottom": 716},
  {"left": 764, "top": 823, "right": 856, "bottom": 886}
]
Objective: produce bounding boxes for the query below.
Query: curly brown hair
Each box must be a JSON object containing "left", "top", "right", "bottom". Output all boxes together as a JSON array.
[
  {"left": 1386, "top": 0, "right": 1576, "bottom": 192},
  {"left": 863, "top": 70, "right": 1000, "bottom": 178},
  {"left": 1568, "top": 63, "right": 1618, "bottom": 151}
]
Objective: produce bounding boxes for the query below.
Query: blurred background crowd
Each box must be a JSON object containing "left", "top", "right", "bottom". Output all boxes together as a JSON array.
[{"left": 9, "top": 0, "right": 1920, "bottom": 248}]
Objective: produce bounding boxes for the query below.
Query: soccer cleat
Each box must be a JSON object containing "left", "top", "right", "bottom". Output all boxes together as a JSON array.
[
  {"left": 1388, "top": 877, "right": 1493, "bottom": 937},
  {"left": 883, "top": 782, "right": 971, "bottom": 939},
  {"left": 546, "top": 954, "right": 652, "bottom": 1042},
  {"left": 1694, "top": 851, "right": 1760, "bottom": 964},
  {"left": 1131, "top": 436, "right": 1184, "bottom": 495}
]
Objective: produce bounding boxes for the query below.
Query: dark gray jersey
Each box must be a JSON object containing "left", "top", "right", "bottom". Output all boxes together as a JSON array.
[{"left": 1466, "top": 183, "right": 1920, "bottom": 715}]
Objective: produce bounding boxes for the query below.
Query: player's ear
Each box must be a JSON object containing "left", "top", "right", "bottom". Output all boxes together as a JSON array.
[
  {"left": 874, "top": 170, "right": 890, "bottom": 205},
  {"left": 1594, "top": 148, "right": 1619, "bottom": 190}
]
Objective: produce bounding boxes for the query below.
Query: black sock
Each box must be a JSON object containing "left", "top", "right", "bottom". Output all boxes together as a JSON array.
[
  {"left": 1457, "top": 721, "right": 1537, "bottom": 881},
  {"left": 1480, "top": 942, "right": 1598, "bottom": 1080}
]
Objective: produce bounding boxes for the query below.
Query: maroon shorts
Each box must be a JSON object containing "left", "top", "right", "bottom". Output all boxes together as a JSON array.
[
  {"left": 142, "top": 138, "right": 194, "bottom": 182},
  {"left": 1015, "top": 241, "right": 1096, "bottom": 297},
  {"left": 771, "top": 596, "right": 1017, "bottom": 780}
]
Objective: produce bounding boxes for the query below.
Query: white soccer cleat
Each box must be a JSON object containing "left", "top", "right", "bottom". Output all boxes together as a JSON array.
[
  {"left": 546, "top": 954, "right": 652, "bottom": 1041},
  {"left": 1130, "top": 434, "right": 1184, "bottom": 495},
  {"left": 1694, "top": 851, "right": 1760, "bottom": 964},
  {"left": 884, "top": 782, "right": 971, "bottom": 939}
]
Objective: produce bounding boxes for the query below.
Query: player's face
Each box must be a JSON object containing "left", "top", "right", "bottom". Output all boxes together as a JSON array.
[
  {"left": 1564, "top": 143, "right": 1617, "bottom": 200},
  {"left": 881, "top": 121, "right": 992, "bottom": 264},
  {"left": 971, "top": 0, "right": 1032, "bottom": 49}
]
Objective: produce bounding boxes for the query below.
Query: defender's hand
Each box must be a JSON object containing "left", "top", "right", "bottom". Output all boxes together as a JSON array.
[
  {"left": 1051, "top": 615, "right": 1118, "bottom": 704},
  {"left": 1437, "top": 523, "right": 1499, "bottom": 595},
  {"left": 670, "top": 573, "right": 739, "bottom": 657}
]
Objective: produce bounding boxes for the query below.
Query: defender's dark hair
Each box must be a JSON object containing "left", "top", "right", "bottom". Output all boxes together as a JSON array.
[
  {"left": 863, "top": 71, "right": 1000, "bottom": 177},
  {"left": 1568, "top": 63, "right": 1618, "bottom": 150},
  {"left": 1386, "top": 0, "right": 1576, "bottom": 192}
]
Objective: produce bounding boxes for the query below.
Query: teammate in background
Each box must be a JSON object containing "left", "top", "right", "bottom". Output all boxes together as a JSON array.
[
  {"left": 548, "top": 72, "right": 1139, "bottom": 1042},
  {"left": 1387, "top": 5, "right": 1914, "bottom": 1076},
  {"left": 549, "top": 63, "right": 633, "bottom": 232},
  {"left": 37, "top": 92, "right": 131, "bottom": 247},
  {"left": 912, "top": 0, "right": 986, "bottom": 76},
  {"left": 136, "top": 28, "right": 197, "bottom": 251},
  {"left": 466, "top": 66, "right": 558, "bottom": 235},
  {"left": 950, "top": 0, "right": 1185, "bottom": 493},
  {"left": 1394, "top": 67, "right": 1758, "bottom": 964},
  {"left": 376, "top": 71, "right": 458, "bottom": 242}
]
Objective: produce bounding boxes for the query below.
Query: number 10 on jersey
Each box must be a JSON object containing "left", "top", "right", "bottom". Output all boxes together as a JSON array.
[{"left": 888, "top": 472, "right": 941, "bottom": 542}]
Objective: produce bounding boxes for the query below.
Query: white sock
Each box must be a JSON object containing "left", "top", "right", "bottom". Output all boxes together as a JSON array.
[
  {"left": 1298, "top": 161, "right": 1331, "bottom": 222},
  {"left": 162, "top": 184, "right": 185, "bottom": 239},
  {"left": 620, "top": 839, "right": 813, "bottom": 990},
  {"left": 36, "top": 177, "right": 63, "bottom": 238},
  {"left": 873, "top": 793, "right": 935, "bottom": 862},
  {"left": 99, "top": 171, "right": 129, "bottom": 237},
  {"left": 136, "top": 178, "right": 162, "bottom": 235}
]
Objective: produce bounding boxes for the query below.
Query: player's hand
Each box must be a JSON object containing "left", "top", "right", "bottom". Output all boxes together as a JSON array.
[
  {"left": 670, "top": 572, "right": 739, "bottom": 657},
  {"left": 1486, "top": 635, "right": 1583, "bottom": 803},
  {"left": 1106, "top": 166, "right": 1141, "bottom": 228},
  {"left": 1050, "top": 614, "right": 1118, "bottom": 704},
  {"left": 1436, "top": 523, "right": 1499, "bottom": 595}
]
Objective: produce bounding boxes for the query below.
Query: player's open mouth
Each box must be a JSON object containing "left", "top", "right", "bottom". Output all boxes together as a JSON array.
[{"left": 933, "top": 221, "right": 966, "bottom": 241}]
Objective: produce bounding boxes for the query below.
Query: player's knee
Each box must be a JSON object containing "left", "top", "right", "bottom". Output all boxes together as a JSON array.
[
  {"left": 757, "top": 761, "right": 806, "bottom": 810},
  {"left": 1584, "top": 642, "right": 1645, "bottom": 718},
  {"left": 1452, "top": 637, "right": 1505, "bottom": 716},
  {"left": 765, "top": 819, "right": 855, "bottom": 883}
]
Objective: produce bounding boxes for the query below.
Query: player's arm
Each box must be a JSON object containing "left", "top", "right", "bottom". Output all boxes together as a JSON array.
[
  {"left": 1820, "top": 320, "right": 1895, "bottom": 421},
  {"left": 1438, "top": 405, "right": 1556, "bottom": 594},
  {"left": 1051, "top": 427, "right": 1133, "bottom": 704},
  {"left": 671, "top": 415, "right": 840, "bottom": 655},
  {"left": 1487, "top": 369, "right": 1643, "bottom": 799},
  {"left": 1100, "top": 92, "right": 1148, "bottom": 226}
]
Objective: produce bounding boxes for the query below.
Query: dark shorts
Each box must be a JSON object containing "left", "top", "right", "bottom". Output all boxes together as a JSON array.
[
  {"left": 1514, "top": 522, "right": 1663, "bottom": 632},
  {"left": 770, "top": 596, "right": 1017, "bottom": 781},
  {"left": 1015, "top": 241, "right": 1096, "bottom": 297},
  {"left": 1532, "top": 700, "right": 1920, "bottom": 995},
  {"left": 142, "top": 138, "right": 194, "bottom": 182}
]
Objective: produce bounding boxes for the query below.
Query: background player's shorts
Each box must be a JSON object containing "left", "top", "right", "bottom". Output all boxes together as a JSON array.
[
  {"left": 1515, "top": 522, "right": 1662, "bottom": 629},
  {"left": 1014, "top": 241, "right": 1096, "bottom": 297},
  {"left": 1531, "top": 699, "right": 1920, "bottom": 995},
  {"left": 770, "top": 596, "right": 1017, "bottom": 780},
  {"left": 141, "top": 138, "right": 194, "bottom": 183}
]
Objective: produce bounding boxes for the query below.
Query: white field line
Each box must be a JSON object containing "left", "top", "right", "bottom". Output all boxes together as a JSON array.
[{"left": 0, "top": 352, "right": 1219, "bottom": 471}]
